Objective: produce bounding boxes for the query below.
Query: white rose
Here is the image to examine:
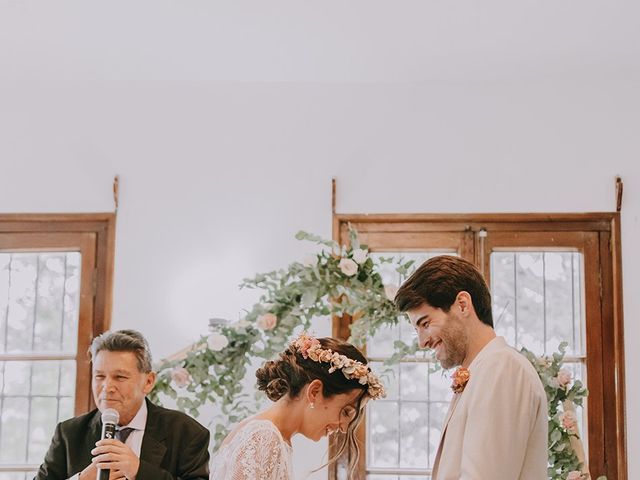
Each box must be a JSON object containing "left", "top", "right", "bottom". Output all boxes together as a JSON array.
[
  {"left": 352, "top": 248, "right": 368, "bottom": 265},
  {"left": 257, "top": 313, "right": 278, "bottom": 330},
  {"left": 339, "top": 258, "right": 358, "bottom": 277},
  {"left": 207, "top": 332, "right": 229, "bottom": 351},
  {"left": 384, "top": 284, "right": 399, "bottom": 301}
]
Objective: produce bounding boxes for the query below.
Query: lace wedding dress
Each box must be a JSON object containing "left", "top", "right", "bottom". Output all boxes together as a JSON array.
[{"left": 210, "top": 419, "right": 293, "bottom": 480}]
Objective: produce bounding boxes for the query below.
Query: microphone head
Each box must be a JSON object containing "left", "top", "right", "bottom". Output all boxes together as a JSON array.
[{"left": 101, "top": 408, "right": 119, "bottom": 425}]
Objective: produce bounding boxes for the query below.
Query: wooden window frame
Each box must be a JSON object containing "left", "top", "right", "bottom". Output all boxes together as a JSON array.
[
  {"left": 0, "top": 213, "right": 116, "bottom": 415},
  {"left": 330, "top": 213, "right": 626, "bottom": 480}
]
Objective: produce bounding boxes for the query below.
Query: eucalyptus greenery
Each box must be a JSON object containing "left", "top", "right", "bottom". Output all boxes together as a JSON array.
[
  {"left": 149, "top": 230, "right": 597, "bottom": 479},
  {"left": 521, "top": 343, "right": 602, "bottom": 480},
  {"left": 149, "top": 229, "right": 415, "bottom": 447}
]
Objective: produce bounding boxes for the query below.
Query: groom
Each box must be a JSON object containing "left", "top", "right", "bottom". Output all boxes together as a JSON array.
[{"left": 395, "top": 256, "right": 548, "bottom": 479}]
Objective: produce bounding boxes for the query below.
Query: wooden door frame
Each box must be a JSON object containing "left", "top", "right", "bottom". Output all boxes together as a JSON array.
[{"left": 332, "top": 212, "right": 626, "bottom": 480}]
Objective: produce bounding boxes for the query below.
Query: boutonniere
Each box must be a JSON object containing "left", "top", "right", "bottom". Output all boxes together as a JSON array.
[{"left": 451, "top": 367, "right": 470, "bottom": 394}]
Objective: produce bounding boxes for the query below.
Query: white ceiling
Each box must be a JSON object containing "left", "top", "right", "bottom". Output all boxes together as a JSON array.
[{"left": 1, "top": 0, "right": 639, "bottom": 84}]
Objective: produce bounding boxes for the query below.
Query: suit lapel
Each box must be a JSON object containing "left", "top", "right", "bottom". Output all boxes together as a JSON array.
[
  {"left": 140, "top": 400, "right": 167, "bottom": 467},
  {"left": 75, "top": 410, "right": 102, "bottom": 473}
]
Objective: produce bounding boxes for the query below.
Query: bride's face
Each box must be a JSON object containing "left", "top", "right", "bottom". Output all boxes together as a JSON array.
[{"left": 302, "top": 387, "right": 365, "bottom": 441}]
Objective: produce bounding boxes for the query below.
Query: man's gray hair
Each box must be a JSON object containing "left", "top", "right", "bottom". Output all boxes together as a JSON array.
[{"left": 89, "top": 329, "right": 153, "bottom": 373}]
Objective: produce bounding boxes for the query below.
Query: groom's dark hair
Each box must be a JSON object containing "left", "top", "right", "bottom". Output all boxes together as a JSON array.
[{"left": 395, "top": 255, "right": 494, "bottom": 327}]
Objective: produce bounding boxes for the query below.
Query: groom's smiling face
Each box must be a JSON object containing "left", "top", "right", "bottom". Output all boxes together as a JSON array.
[{"left": 408, "top": 302, "right": 468, "bottom": 369}]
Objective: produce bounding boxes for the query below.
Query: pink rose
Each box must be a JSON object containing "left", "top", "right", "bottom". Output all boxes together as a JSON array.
[
  {"left": 567, "top": 471, "right": 583, "bottom": 480},
  {"left": 257, "top": 313, "right": 278, "bottom": 330},
  {"left": 561, "top": 411, "right": 578, "bottom": 432},
  {"left": 557, "top": 368, "right": 572, "bottom": 388},
  {"left": 339, "top": 258, "right": 358, "bottom": 276},
  {"left": 171, "top": 367, "right": 191, "bottom": 388}
]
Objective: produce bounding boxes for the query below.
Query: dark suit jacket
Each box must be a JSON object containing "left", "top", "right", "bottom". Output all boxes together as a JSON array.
[{"left": 34, "top": 399, "right": 210, "bottom": 480}]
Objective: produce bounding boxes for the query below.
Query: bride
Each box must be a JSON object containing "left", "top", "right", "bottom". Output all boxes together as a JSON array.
[{"left": 210, "top": 333, "right": 385, "bottom": 480}]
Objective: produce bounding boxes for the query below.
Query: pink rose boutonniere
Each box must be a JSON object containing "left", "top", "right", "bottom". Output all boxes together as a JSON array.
[{"left": 451, "top": 367, "right": 470, "bottom": 394}]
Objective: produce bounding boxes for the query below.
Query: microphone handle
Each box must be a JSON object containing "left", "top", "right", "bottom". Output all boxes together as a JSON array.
[{"left": 97, "top": 422, "right": 117, "bottom": 480}]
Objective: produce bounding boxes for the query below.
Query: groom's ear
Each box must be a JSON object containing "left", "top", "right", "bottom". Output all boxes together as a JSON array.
[{"left": 455, "top": 291, "right": 473, "bottom": 317}]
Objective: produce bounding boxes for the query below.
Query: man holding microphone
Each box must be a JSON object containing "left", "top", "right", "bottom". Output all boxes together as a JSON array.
[{"left": 35, "top": 329, "right": 210, "bottom": 480}]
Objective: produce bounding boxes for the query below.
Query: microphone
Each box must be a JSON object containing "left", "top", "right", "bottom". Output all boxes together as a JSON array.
[{"left": 97, "top": 408, "right": 119, "bottom": 480}]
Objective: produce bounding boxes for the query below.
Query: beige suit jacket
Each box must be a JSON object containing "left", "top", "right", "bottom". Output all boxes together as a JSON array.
[{"left": 431, "top": 337, "right": 548, "bottom": 480}]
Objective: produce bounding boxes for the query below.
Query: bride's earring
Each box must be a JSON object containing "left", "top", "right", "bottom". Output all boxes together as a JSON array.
[{"left": 309, "top": 403, "right": 315, "bottom": 409}]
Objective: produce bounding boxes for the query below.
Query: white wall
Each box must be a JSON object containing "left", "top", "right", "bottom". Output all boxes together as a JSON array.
[{"left": 1, "top": 2, "right": 638, "bottom": 478}]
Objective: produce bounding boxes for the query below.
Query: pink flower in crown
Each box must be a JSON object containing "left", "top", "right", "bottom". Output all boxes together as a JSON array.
[
  {"left": 318, "top": 349, "right": 333, "bottom": 362},
  {"left": 294, "top": 334, "right": 320, "bottom": 359},
  {"left": 451, "top": 367, "right": 470, "bottom": 394},
  {"left": 307, "top": 345, "right": 322, "bottom": 361},
  {"left": 567, "top": 471, "right": 583, "bottom": 480}
]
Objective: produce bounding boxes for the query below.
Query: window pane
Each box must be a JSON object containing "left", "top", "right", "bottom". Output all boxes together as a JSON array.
[
  {"left": 428, "top": 402, "right": 448, "bottom": 467},
  {"left": 0, "top": 360, "right": 76, "bottom": 465},
  {"left": 0, "top": 251, "right": 81, "bottom": 472},
  {"left": 368, "top": 401, "right": 400, "bottom": 468},
  {"left": 400, "top": 363, "right": 428, "bottom": 401},
  {"left": 2, "top": 361, "right": 31, "bottom": 395},
  {"left": 28, "top": 397, "right": 58, "bottom": 463},
  {"left": 399, "top": 403, "right": 429, "bottom": 468},
  {"left": 0, "top": 397, "right": 29, "bottom": 463},
  {"left": 0, "top": 252, "right": 81, "bottom": 354},
  {"left": 490, "top": 251, "right": 584, "bottom": 356}
]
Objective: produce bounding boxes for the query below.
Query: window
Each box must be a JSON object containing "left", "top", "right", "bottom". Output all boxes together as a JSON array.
[
  {"left": 330, "top": 214, "right": 626, "bottom": 480},
  {"left": 0, "top": 215, "right": 115, "bottom": 479}
]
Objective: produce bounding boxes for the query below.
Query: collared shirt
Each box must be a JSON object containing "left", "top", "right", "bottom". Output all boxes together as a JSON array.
[
  {"left": 120, "top": 399, "right": 147, "bottom": 456},
  {"left": 69, "top": 401, "right": 148, "bottom": 480}
]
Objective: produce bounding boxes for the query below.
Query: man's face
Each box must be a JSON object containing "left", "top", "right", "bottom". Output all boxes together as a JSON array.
[
  {"left": 407, "top": 302, "right": 469, "bottom": 369},
  {"left": 92, "top": 350, "right": 156, "bottom": 426}
]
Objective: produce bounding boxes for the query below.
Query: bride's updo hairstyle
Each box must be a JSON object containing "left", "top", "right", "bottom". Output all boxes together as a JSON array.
[{"left": 256, "top": 336, "right": 373, "bottom": 478}]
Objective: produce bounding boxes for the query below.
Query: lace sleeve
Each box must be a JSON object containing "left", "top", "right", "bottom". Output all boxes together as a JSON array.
[{"left": 228, "top": 424, "right": 289, "bottom": 480}]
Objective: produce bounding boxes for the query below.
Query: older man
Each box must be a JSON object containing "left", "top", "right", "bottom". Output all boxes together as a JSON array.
[
  {"left": 395, "top": 256, "right": 548, "bottom": 480},
  {"left": 35, "top": 329, "right": 209, "bottom": 480}
]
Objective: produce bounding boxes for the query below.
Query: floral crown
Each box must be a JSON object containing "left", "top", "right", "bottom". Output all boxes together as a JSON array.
[{"left": 290, "top": 333, "right": 386, "bottom": 400}]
